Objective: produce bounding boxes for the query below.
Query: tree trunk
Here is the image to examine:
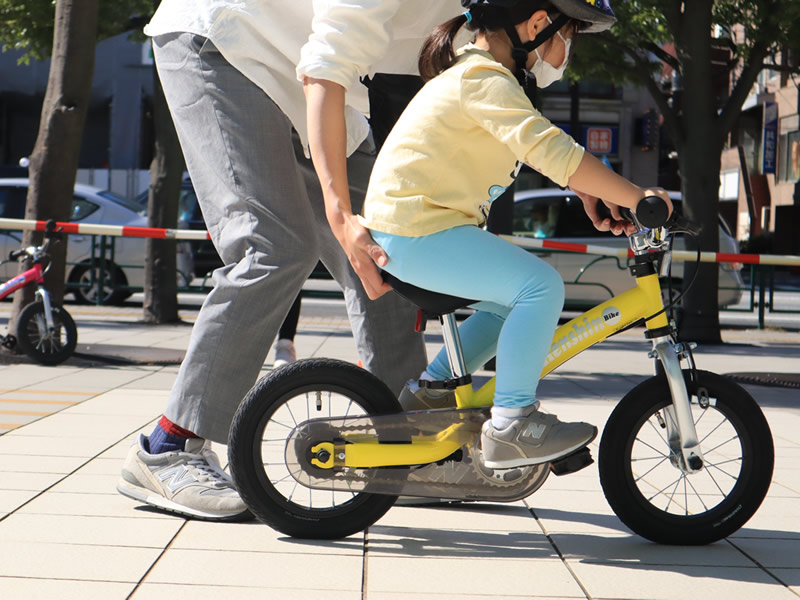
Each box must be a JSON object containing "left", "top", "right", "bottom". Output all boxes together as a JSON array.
[
  {"left": 673, "top": 0, "right": 723, "bottom": 344},
  {"left": 8, "top": 0, "right": 99, "bottom": 338},
  {"left": 142, "top": 49, "right": 184, "bottom": 324}
]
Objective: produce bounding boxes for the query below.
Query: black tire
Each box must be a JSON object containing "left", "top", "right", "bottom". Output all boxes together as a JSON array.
[
  {"left": 228, "top": 358, "right": 402, "bottom": 539},
  {"left": 70, "top": 263, "right": 130, "bottom": 305},
  {"left": 16, "top": 302, "right": 78, "bottom": 366},
  {"left": 599, "top": 370, "right": 773, "bottom": 545}
]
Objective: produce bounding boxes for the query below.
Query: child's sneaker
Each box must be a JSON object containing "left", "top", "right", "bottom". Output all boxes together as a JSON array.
[
  {"left": 481, "top": 406, "right": 596, "bottom": 469},
  {"left": 397, "top": 379, "right": 457, "bottom": 411},
  {"left": 117, "top": 434, "right": 252, "bottom": 521},
  {"left": 274, "top": 339, "right": 297, "bottom": 368}
]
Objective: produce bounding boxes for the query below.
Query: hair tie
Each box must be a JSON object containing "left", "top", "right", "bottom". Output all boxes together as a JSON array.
[{"left": 463, "top": 11, "right": 473, "bottom": 23}]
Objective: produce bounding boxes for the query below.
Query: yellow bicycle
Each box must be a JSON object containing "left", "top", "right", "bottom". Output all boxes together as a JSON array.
[{"left": 228, "top": 198, "right": 774, "bottom": 544}]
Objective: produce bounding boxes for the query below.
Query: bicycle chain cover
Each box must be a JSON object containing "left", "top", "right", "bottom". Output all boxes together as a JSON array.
[{"left": 285, "top": 408, "right": 549, "bottom": 501}]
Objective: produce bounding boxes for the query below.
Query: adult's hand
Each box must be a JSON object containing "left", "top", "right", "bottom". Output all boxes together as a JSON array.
[
  {"left": 573, "top": 190, "right": 637, "bottom": 236},
  {"left": 330, "top": 211, "right": 392, "bottom": 299}
]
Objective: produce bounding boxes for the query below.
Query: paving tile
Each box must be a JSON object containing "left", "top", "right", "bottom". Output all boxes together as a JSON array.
[
  {"left": 171, "top": 519, "right": 364, "bottom": 555},
  {"left": 0, "top": 471, "right": 65, "bottom": 491},
  {"left": 0, "top": 453, "right": 87, "bottom": 474},
  {"left": 48, "top": 471, "right": 120, "bottom": 494},
  {"left": 0, "top": 513, "right": 183, "bottom": 547},
  {"left": 0, "top": 577, "right": 135, "bottom": 599},
  {"left": 729, "top": 496, "right": 800, "bottom": 539},
  {"left": 367, "top": 555, "right": 583, "bottom": 597},
  {"left": 727, "top": 538, "right": 800, "bottom": 568},
  {"left": 368, "top": 525, "right": 558, "bottom": 561},
  {"left": 554, "top": 533, "right": 753, "bottom": 567},
  {"left": 145, "top": 548, "right": 363, "bottom": 590},
  {"left": 0, "top": 488, "right": 38, "bottom": 513},
  {"left": 0, "top": 540, "right": 161, "bottom": 583},
  {"left": 772, "top": 569, "right": 800, "bottom": 593},
  {"left": 0, "top": 434, "right": 115, "bottom": 457},
  {"left": 17, "top": 490, "right": 178, "bottom": 520},
  {"left": 370, "top": 595, "right": 581, "bottom": 600},
  {"left": 374, "top": 502, "right": 538, "bottom": 533},
  {"left": 8, "top": 410, "right": 149, "bottom": 436},
  {"left": 131, "top": 583, "right": 361, "bottom": 599},
  {"left": 570, "top": 561, "right": 798, "bottom": 600}
]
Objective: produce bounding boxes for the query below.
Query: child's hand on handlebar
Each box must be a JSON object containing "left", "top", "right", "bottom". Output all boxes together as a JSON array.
[{"left": 573, "top": 190, "right": 637, "bottom": 236}]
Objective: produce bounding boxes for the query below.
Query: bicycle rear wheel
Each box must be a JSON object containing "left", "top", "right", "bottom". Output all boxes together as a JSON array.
[
  {"left": 228, "top": 358, "right": 402, "bottom": 539},
  {"left": 599, "top": 370, "right": 773, "bottom": 545},
  {"left": 16, "top": 302, "right": 78, "bottom": 366}
]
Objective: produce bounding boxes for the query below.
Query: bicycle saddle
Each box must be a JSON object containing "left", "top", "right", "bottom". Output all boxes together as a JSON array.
[{"left": 381, "top": 271, "right": 477, "bottom": 315}]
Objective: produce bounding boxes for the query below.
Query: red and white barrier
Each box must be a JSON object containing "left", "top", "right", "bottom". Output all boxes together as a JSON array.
[
  {"left": 0, "top": 218, "right": 211, "bottom": 241},
  {"left": 503, "top": 235, "right": 800, "bottom": 267},
  {"left": 1, "top": 217, "right": 799, "bottom": 266}
]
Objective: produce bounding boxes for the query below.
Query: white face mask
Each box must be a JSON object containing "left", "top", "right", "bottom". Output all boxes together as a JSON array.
[{"left": 530, "top": 17, "right": 571, "bottom": 88}]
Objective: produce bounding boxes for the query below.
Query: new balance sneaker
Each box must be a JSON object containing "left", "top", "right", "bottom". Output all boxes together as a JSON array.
[
  {"left": 398, "top": 379, "right": 457, "bottom": 411},
  {"left": 117, "top": 434, "right": 252, "bottom": 521},
  {"left": 274, "top": 339, "right": 297, "bottom": 368},
  {"left": 481, "top": 406, "right": 597, "bottom": 469}
]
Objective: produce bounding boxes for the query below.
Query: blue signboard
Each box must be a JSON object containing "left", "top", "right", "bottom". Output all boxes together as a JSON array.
[
  {"left": 762, "top": 102, "right": 778, "bottom": 175},
  {"left": 556, "top": 124, "right": 619, "bottom": 156}
]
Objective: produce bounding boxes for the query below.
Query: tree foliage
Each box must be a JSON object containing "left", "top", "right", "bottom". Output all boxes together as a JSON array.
[
  {"left": 571, "top": 0, "right": 800, "bottom": 148},
  {"left": 569, "top": 1, "right": 800, "bottom": 342},
  {"left": 0, "top": 0, "right": 151, "bottom": 63}
]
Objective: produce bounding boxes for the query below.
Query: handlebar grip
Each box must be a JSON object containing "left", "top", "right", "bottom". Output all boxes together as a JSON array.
[
  {"left": 635, "top": 195, "right": 670, "bottom": 229},
  {"left": 9, "top": 249, "right": 25, "bottom": 261}
]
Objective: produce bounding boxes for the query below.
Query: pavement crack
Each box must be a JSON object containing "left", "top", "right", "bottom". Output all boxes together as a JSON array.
[{"left": 526, "top": 503, "right": 593, "bottom": 600}]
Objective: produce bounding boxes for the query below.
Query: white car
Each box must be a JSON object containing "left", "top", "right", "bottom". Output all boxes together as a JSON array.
[
  {"left": 0, "top": 178, "right": 147, "bottom": 304},
  {"left": 512, "top": 189, "right": 745, "bottom": 309}
]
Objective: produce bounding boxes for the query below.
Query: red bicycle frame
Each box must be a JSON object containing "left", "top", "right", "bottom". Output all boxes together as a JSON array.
[{"left": 0, "top": 262, "right": 44, "bottom": 300}]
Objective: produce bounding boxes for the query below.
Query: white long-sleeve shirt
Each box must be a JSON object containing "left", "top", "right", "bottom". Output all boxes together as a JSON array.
[{"left": 145, "top": 0, "right": 462, "bottom": 155}]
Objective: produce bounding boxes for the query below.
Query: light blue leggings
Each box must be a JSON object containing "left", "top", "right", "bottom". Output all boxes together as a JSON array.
[{"left": 371, "top": 226, "right": 565, "bottom": 408}]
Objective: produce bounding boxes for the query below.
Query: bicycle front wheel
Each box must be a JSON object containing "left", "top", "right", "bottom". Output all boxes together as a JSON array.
[
  {"left": 599, "top": 370, "right": 773, "bottom": 545},
  {"left": 228, "top": 358, "right": 402, "bottom": 539},
  {"left": 17, "top": 302, "right": 78, "bottom": 366}
]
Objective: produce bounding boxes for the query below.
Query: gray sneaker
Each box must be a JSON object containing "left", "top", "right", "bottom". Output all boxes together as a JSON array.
[
  {"left": 398, "top": 379, "right": 457, "bottom": 411},
  {"left": 117, "top": 434, "right": 252, "bottom": 521},
  {"left": 481, "top": 406, "right": 597, "bottom": 469}
]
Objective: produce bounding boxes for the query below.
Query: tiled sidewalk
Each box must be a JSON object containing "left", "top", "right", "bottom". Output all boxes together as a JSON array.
[{"left": 0, "top": 308, "right": 798, "bottom": 599}]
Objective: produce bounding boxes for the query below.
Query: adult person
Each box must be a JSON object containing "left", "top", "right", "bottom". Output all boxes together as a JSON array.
[{"left": 117, "top": 0, "right": 463, "bottom": 521}]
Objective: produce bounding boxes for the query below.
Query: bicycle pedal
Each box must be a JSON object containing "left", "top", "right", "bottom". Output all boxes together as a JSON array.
[{"left": 550, "top": 447, "right": 594, "bottom": 476}]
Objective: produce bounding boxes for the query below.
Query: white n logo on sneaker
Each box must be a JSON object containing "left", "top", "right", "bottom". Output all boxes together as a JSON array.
[
  {"left": 521, "top": 422, "right": 547, "bottom": 440},
  {"left": 157, "top": 465, "right": 197, "bottom": 492}
]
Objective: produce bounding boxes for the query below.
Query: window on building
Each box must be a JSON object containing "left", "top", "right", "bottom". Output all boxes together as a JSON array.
[{"left": 778, "top": 131, "right": 800, "bottom": 183}]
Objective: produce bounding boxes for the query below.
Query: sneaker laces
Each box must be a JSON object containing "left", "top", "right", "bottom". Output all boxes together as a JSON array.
[{"left": 184, "top": 453, "right": 233, "bottom": 488}]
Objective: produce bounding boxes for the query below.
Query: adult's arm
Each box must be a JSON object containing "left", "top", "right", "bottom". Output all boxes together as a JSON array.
[{"left": 304, "top": 77, "right": 391, "bottom": 299}]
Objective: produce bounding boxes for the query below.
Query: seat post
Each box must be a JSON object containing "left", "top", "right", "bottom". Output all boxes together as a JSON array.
[{"left": 439, "top": 313, "right": 469, "bottom": 379}]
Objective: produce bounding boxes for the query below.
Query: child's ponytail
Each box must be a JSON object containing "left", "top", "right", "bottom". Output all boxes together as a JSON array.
[{"left": 418, "top": 14, "right": 472, "bottom": 82}]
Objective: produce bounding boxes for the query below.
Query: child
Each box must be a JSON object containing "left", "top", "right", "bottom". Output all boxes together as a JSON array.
[{"left": 360, "top": 0, "right": 672, "bottom": 469}]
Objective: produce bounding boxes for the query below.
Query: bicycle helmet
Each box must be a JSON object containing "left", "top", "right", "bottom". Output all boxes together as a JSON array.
[
  {"left": 465, "top": 0, "right": 616, "bottom": 33},
  {"left": 460, "top": 0, "right": 615, "bottom": 77}
]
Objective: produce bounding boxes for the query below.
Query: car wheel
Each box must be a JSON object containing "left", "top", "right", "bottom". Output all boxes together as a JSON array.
[{"left": 70, "top": 263, "right": 130, "bottom": 305}]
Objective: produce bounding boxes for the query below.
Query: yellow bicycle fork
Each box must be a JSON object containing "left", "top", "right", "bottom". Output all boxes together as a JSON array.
[{"left": 311, "top": 272, "right": 669, "bottom": 471}]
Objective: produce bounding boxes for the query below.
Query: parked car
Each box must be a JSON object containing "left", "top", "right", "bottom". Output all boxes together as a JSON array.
[
  {"left": 135, "top": 181, "right": 218, "bottom": 280},
  {"left": 0, "top": 178, "right": 148, "bottom": 304},
  {"left": 136, "top": 180, "right": 331, "bottom": 281},
  {"left": 512, "top": 189, "right": 745, "bottom": 309}
]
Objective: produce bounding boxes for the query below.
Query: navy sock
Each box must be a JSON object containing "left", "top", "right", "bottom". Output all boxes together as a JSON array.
[{"left": 147, "top": 417, "right": 197, "bottom": 454}]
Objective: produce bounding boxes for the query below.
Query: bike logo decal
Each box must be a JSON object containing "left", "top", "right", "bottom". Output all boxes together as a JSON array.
[
  {"left": 543, "top": 306, "right": 624, "bottom": 366},
  {"left": 602, "top": 307, "right": 621, "bottom": 326}
]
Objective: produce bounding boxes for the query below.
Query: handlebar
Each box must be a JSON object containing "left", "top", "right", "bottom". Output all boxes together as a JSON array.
[{"left": 635, "top": 195, "right": 670, "bottom": 229}]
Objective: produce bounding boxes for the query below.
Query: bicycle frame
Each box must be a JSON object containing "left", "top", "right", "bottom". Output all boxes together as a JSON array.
[
  {"left": 312, "top": 236, "right": 705, "bottom": 475},
  {"left": 0, "top": 262, "right": 44, "bottom": 300}
]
